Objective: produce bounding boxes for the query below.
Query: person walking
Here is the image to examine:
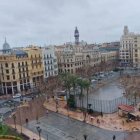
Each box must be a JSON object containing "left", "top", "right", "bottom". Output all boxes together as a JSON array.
[{"left": 113, "top": 135, "right": 116, "bottom": 140}]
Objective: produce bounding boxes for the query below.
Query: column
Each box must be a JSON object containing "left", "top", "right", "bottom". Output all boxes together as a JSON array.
[
  {"left": 17, "top": 81, "right": 21, "bottom": 93},
  {"left": 11, "top": 82, "right": 14, "bottom": 95},
  {"left": 5, "top": 86, "right": 8, "bottom": 95}
]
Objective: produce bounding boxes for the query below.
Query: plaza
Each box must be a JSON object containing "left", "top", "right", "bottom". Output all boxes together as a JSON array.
[{"left": 0, "top": 69, "right": 139, "bottom": 140}]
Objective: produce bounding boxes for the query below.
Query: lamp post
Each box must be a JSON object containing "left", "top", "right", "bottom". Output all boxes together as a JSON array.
[
  {"left": 36, "top": 126, "right": 42, "bottom": 140},
  {"left": 55, "top": 98, "right": 58, "bottom": 113},
  {"left": 13, "top": 114, "right": 16, "bottom": 130}
]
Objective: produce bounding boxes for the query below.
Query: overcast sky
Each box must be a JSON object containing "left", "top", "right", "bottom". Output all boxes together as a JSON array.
[{"left": 0, "top": 0, "right": 140, "bottom": 48}]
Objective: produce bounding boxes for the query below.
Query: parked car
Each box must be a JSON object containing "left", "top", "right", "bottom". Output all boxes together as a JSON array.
[
  {"left": 91, "top": 79, "right": 97, "bottom": 83},
  {"left": 13, "top": 93, "right": 21, "bottom": 98}
]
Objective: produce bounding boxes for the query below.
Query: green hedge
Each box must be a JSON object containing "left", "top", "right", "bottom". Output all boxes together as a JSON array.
[
  {"left": 0, "top": 135, "right": 22, "bottom": 140},
  {"left": 0, "top": 125, "right": 8, "bottom": 135}
]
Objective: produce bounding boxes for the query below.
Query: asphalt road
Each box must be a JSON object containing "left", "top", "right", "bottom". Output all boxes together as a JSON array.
[{"left": 24, "top": 112, "right": 126, "bottom": 140}]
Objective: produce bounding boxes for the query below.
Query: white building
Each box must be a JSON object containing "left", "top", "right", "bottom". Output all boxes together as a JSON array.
[
  {"left": 42, "top": 46, "right": 58, "bottom": 79},
  {"left": 120, "top": 26, "right": 140, "bottom": 68}
]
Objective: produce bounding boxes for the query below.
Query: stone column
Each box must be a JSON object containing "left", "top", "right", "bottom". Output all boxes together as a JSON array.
[{"left": 11, "top": 82, "right": 14, "bottom": 95}]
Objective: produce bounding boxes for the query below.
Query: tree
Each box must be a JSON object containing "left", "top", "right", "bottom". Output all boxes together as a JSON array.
[
  {"left": 67, "top": 95, "right": 76, "bottom": 108},
  {"left": 70, "top": 75, "right": 78, "bottom": 107},
  {"left": 83, "top": 80, "right": 90, "bottom": 111},
  {"left": 77, "top": 78, "right": 86, "bottom": 109},
  {"left": 120, "top": 75, "right": 140, "bottom": 105}
]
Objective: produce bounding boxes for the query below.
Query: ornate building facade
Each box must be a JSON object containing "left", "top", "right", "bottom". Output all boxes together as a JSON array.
[{"left": 119, "top": 26, "right": 140, "bottom": 68}]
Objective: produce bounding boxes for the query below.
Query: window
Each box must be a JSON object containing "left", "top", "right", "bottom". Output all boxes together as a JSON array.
[
  {"left": 19, "top": 74, "right": 21, "bottom": 79},
  {"left": 6, "top": 70, "right": 9, "bottom": 74},
  {"left": 22, "top": 62, "right": 24, "bottom": 66},
  {"left": 26, "top": 61, "right": 28, "bottom": 66},
  {"left": 5, "top": 63, "right": 8, "bottom": 67},
  {"left": 12, "top": 69, "right": 15, "bottom": 74},
  {"left": 27, "top": 79, "right": 29, "bottom": 82},
  {"left": 13, "top": 75, "right": 15, "bottom": 79},
  {"left": 18, "top": 62, "right": 20, "bottom": 67},
  {"left": 12, "top": 63, "right": 14, "bottom": 68},
  {"left": 7, "top": 76, "right": 10, "bottom": 80}
]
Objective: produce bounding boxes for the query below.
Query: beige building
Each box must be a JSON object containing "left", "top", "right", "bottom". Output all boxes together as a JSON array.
[
  {"left": 100, "top": 50, "right": 118, "bottom": 63},
  {"left": 56, "top": 43, "right": 101, "bottom": 74}
]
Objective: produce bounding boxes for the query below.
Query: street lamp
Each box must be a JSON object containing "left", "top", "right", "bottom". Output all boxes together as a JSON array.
[
  {"left": 83, "top": 134, "right": 87, "bottom": 140},
  {"left": 36, "top": 126, "right": 42, "bottom": 140},
  {"left": 12, "top": 114, "right": 16, "bottom": 130},
  {"left": 55, "top": 98, "right": 58, "bottom": 113}
]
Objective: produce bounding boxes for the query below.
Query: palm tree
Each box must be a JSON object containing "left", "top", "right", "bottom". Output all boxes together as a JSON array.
[
  {"left": 60, "top": 72, "right": 72, "bottom": 97},
  {"left": 77, "top": 78, "right": 85, "bottom": 109},
  {"left": 70, "top": 75, "right": 78, "bottom": 107},
  {"left": 84, "top": 80, "right": 90, "bottom": 111}
]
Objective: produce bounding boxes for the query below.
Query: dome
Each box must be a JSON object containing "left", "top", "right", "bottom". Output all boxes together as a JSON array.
[{"left": 3, "top": 38, "right": 10, "bottom": 50}]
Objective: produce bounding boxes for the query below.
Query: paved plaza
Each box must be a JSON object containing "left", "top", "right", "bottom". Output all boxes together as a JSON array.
[{"left": 24, "top": 112, "right": 125, "bottom": 140}]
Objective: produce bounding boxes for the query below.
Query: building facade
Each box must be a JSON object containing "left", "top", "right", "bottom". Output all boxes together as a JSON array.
[
  {"left": 22, "top": 46, "right": 44, "bottom": 87},
  {"left": 119, "top": 26, "right": 140, "bottom": 68},
  {"left": 42, "top": 45, "right": 58, "bottom": 79},
  {"left": 0, "top": 43, "right": 44, "bottom": 95},
  {"left": 56, "top": 43, "right": 101, "bottom": 74},
  {"left": 0, "top": 41, "right": 31, "bottom": 95}
]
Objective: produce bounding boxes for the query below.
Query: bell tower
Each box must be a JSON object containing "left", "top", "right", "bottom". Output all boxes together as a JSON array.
[{"left": 74, "top": 27, "right": 79, "bottom": 45}]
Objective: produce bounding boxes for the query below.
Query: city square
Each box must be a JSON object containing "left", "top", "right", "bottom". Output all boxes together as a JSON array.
[{"left": 0, "top": 0, "right": 140, "bottom": 140}]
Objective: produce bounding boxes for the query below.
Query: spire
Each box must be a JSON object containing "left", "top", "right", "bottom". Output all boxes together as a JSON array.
[
  {"left": 3, "top": 37, "right": 10, "bottom": 52},
  {"left": 74, "top": 26, "right": 79, "bottom": 45}
]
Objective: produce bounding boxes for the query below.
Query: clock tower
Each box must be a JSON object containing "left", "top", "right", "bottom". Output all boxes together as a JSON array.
[{"left": 74, "top": 27, "right": 79, "bottom": 45}]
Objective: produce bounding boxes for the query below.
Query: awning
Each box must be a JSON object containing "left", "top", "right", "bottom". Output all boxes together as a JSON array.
[{"left": 118, "top": 104, "right": 135, "bottom": 113}]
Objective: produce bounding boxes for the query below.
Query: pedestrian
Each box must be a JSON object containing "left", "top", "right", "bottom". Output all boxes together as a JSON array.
[
  {"left": 25, "top": 118, "right": 28, "bottom": 125},
  {"left": 46, "top": 110, "right": 49, "bottom": 115},
  {"left": 113, "top": 135, "right": 116, "bottom": 140}
]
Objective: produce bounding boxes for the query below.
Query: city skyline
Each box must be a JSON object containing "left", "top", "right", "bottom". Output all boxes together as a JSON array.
[{"left": 0, "top": 0, "right": 140, "bottom": 48}]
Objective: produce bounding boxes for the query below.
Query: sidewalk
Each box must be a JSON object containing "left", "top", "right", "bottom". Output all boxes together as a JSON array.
[
  {"left": 10, "top": 124, "right": 46, "bottom": 140},
  {"left": 44, "top": 98, "right": 140, "bottom": 132}
]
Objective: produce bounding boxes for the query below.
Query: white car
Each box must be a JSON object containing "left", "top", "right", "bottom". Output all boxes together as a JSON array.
[
  {"left": 91, "top": 79, "right": 97, "bottom": 83},
  {"left": 13, "top": 93, "right": 21, "bottom": 98}
]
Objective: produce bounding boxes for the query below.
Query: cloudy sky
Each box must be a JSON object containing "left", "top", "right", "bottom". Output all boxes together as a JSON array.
[{"left": 0, "top": 0, "right": 140, "bottom": 48}]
